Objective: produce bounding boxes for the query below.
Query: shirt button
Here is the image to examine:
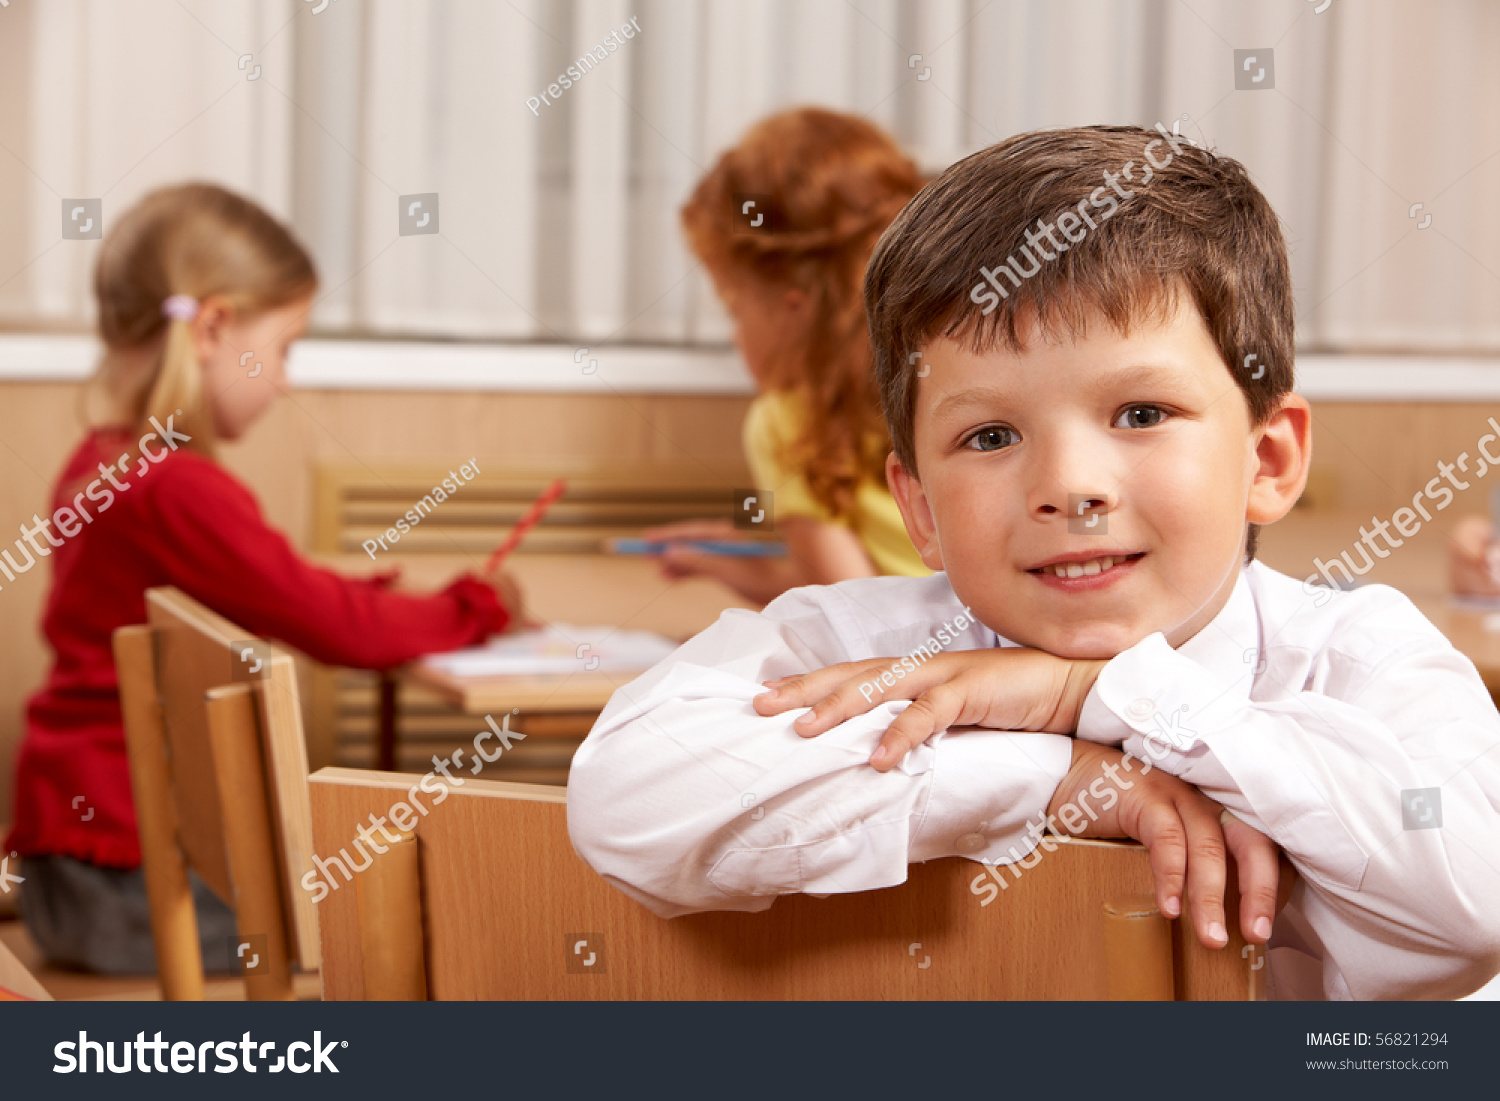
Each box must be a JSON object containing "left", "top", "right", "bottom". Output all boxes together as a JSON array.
[
  {"left": 1127, "top": 697, "right": 1155, "bottom": 720},
  {"left": 956, "top": 832, "right": 985, "bottom": 854}
]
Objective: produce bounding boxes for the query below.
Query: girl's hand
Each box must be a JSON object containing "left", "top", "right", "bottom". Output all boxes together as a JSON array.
[
  {"left": 638, "top": 518, "right": 741, "bottom": 545},
  {"left": 1449, "top": 514, "right": 1500, "bottom": 596},
  {"left": 1049, "top": 741, "right": 1284, "bottom": 951},
  {"left": 486, "top": 569, "right": 540, "bottom": 633},
  {"left": 639, "top": 516, "right": 873, "bottom": 604},
  {"left": 636, "top": 519, "right": 746, "bottom": 584},
  {"left": 755, "top": 648, "right": 1107, "bottom": 770}
]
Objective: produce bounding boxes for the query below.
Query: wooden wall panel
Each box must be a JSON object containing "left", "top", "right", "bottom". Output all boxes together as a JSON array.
[{"left": 1307, "top": 402, "right": 1500, "bottom": 517}]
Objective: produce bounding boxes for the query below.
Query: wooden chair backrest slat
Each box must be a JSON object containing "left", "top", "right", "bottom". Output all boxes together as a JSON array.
[
  {"left": 143, "top": 588, "right": 320, "bottom": 970},
  {"left": 310, "top": 769, "right": 1255, "bottom": 1000}
]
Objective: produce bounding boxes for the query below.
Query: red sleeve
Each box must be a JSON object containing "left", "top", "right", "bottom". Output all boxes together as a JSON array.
[{"left": 137, "top": 453, "right": 509, "bottom": 669}]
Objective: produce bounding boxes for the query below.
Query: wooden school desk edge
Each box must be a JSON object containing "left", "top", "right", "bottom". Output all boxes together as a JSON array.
[{"left": 397, "top": 660, "right": 648, "bottom": 714}]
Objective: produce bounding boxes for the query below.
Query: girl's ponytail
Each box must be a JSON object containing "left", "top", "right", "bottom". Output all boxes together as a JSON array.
[{"left": 143, "top": 301, "right": 214, "bottom": 453}]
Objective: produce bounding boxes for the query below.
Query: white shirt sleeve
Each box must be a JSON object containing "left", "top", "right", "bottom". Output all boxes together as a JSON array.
[
  {"left": 1077, "top": 624, "right": 1500, "bottom": 1000},
  {"left": 567, "top": 588, "right": 1074, "bottom": 918}
]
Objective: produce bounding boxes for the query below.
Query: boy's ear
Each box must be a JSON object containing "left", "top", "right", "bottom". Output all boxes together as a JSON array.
[
  {"left": 886, "top": 451, "right": 945, "bottom": 571},
  {"left": 1246, "top": 392, "right": 1312, "bottom": 525}
]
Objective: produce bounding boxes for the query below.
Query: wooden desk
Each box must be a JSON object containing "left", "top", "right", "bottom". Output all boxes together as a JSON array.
[
  {"left": 316, "top": 553, "right": 755, "bottom": 765},
  {"left": 391, "top": 553, "right": 755, "bottom": 713},
  {"left": 400, "top": 664, "right": 648, "bottom": 714},
  {"left": 1259, "top": 510, "right": 1500, "bottom": 691}
]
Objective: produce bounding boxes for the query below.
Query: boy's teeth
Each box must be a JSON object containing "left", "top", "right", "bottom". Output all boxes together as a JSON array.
[{"left": 1049, "top": 555, "right": 1116, "bottom": 578}]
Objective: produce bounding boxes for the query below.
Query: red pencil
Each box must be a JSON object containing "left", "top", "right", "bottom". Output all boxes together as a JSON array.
[{"left": 484, "top": 478, "right": 567, "bottom": 575}]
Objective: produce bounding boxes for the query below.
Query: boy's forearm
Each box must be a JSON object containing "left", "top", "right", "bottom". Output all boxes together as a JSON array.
[
  {"left": 568, "top": 604, "right": 1076, "bottom": 914},
  {"left": 570, "top": 688, "right": 1073, "bottom": 915}
]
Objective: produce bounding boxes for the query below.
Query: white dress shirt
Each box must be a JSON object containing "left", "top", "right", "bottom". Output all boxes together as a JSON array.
[{"left": 566, "top": 562, "right": 1500, "bottom": 1000}]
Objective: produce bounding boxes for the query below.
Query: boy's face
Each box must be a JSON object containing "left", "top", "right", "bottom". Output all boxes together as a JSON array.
[{"left": 888, "top": 292, "right": 1309, "bottom": 659}]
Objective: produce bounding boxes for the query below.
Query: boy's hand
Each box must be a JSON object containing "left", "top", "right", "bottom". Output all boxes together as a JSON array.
[
  {"left": 1051, "top": 740, "right": 1282, "bottom": 950},
  {"left": 758, "top": 653, "right": 1287, "bottom": 949},
  {"left": 755, "top": 648, "right": 1107, "bottom": 770}
]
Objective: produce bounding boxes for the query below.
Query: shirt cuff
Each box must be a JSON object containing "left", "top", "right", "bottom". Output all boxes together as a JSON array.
[
  {"left": 911, "top": 728, "right": 1073, "bottom": 867},
  {"left": 1078, "top": 631, "right": 1251, "bottom": 749}
]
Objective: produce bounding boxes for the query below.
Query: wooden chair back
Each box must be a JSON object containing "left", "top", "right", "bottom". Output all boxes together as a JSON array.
[
  {"left": 113, "top": 587, "right": 319, "bottom": 1000},
  {"left": 310, "top": 768, "right": 1263, "bottom": 1000}
]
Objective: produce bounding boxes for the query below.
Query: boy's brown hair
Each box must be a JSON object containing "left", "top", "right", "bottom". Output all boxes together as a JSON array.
[{"left": 865, "top": 124, "right": 1294, "bottom": 512}]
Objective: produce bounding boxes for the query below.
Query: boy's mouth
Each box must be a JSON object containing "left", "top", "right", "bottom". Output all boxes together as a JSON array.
[{"left": 1027, "top": 551, "right": 1146, "bottom": 587}]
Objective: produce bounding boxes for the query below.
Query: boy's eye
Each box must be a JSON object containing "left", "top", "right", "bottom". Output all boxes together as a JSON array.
[
  {"left": 965, "top": 425, "right": 1020, "bottom": 452},
  {"left": 1114, "top": 404, "right": 1168, "bottom": 429}
]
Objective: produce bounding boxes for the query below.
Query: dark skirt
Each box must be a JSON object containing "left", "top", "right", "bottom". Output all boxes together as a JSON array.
[{"left": 18, "top": 855, "right": 239, "bottom": 975}]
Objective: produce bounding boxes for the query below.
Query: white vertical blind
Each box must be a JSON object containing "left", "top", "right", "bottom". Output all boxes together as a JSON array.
[
  {"left": 910, "top": 0, "right": 968, "bottom": 169},
  {"left": 1318, "top": 0, "right": 1500, "bottom": 350},
  {"left": 623, "top": 0, "right": 703, "bottom": 343},
  {"left": 570, "top": 0, "right": 633, "bottom": 340},
  {"left": 350, "top": 0, "right": 542, "bottom": 338},
  {"left": 852, "top": 0, "right": 900, "bottom": 133},
  {"left": 2, "top": 0, "right": 1499, "bottom": 356},
  {"left": 3, "top": 0, "right": 296, "bottom": 323}
]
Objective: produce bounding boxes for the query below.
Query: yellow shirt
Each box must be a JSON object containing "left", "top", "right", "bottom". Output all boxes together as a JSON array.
[{"left": 742, "top": 391, "right": 930, "bottom": 578}]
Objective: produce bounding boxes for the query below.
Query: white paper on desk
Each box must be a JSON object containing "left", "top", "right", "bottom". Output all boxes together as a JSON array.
[{"left": 421, "top": 624, "right": 679, "bottom": 677}]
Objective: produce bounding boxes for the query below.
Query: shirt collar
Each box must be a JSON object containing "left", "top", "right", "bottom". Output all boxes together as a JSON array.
[{"left": 1176, "top": 565, "right": 1260, "bottom": 688}]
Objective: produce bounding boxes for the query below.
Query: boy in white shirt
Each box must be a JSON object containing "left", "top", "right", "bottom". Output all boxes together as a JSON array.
[{"left": 567, "top": 125, "right": 1500, "bottom": 999}]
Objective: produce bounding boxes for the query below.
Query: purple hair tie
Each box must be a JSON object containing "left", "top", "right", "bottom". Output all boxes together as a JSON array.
[{"left": 161, "top": 294, "right": 199, "bottom": 322}]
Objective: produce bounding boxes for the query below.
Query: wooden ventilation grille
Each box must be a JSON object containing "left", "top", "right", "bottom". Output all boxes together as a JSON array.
[{"left": 313, "top": 463, "right": 757, "bottom": 556}]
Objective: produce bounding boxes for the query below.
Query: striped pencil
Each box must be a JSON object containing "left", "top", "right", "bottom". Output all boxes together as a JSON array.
[{"left": 484, "top": 477, "right": 567, "bottom": 575}]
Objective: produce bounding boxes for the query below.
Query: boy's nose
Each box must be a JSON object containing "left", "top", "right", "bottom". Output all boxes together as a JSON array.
[
  {"left": 1025, "top": 431, "right": 1119, "bottom": 522},
  {"left": 1031, "top": 487, "right": 1116, "bottom": 523}
]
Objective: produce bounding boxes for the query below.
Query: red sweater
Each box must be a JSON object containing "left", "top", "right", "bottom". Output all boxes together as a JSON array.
[{"left": 4, "top": 428, "right": 508, "bottom": 868}]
